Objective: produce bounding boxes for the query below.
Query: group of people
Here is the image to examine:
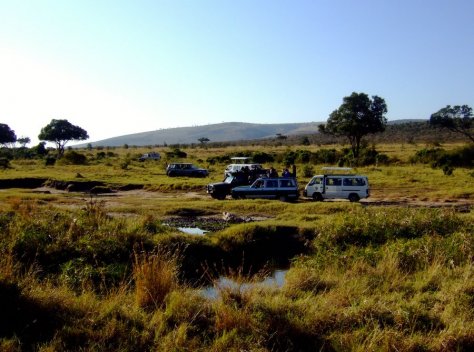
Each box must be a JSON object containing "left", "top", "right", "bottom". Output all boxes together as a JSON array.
[
  {"left": 266, "top": 166, "right": 293, "bottom": 178},
  {"left": 231, "top": 165, "right": 295, "bottom": 180}
]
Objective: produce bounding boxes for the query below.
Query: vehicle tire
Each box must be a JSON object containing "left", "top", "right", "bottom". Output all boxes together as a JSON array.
[
  {"left": 216, "top": 193, "right": 226, "bottom": 200},
  {"left": 312, "top": 193, "right": 323, "bottom": 202},
  {"left": 348, "top": 193, "right": 360, "bottom": 202},
  {"left": 168, "top": 171, "right": 175, "bottom": 177},
  {"left": 279, "top": 196, "right": 287, "bottom": 202}
]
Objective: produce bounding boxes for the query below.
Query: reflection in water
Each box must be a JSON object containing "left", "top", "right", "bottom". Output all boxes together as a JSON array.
[
  {"left": 202, "top": 269, "right": 287, "bottom": 299},
  {"left": 178, "top": 227, "right": 207, "bottom": 235}
]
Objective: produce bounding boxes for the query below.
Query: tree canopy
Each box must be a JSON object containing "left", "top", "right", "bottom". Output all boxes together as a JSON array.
[
  {"left": 319, "top": 92, "right": 387, "bottom": 157},
  {"left": 0, "top": 123, "right": 17, "bottom": 146},
  {"left": 429, "top": 105, "right": 473, "bottom": 143},
  {"left": 17, "top": 137, "right": 31, "bottom": 148},
  {"left": 198, "top": 137, "right": 210, "bottom": 144},
  {"left": 38, "top": 119, "right": 89, "bottom": 157}
]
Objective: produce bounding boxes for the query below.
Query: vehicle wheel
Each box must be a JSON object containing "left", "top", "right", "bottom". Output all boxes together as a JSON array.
[
  {"left": 312, "top": 193, "right": 323, "bottom": 202},
  {"left": 279, "top": 196, "right": 287, "bottom": 202},
  {"left": 216, "top": 194, "right": 226, "bottom": 200},
  {"left": 168, "top": 172, "right": 175, "bottom": 177},
  {"left": 348, "top": 193, "right": 360, "bottom": 202}
]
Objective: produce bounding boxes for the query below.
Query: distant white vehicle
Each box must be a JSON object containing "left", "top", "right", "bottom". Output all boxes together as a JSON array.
[
  {"left": 138, "top": 152, "right": 161, "bottom": 161},
  {"left": 303, "top": 167, "right": 369, "bottom": 202},
  {"left": 224, "top": 157, "right": 264, "bottom": 176}
]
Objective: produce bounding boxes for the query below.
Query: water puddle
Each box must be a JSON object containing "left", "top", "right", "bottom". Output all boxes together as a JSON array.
[
  {"left": 178, "top": 227, "right": 208, "bottom": 235},
  {"left": 201, "top": 269, "right": 288, "bottom": 299}
]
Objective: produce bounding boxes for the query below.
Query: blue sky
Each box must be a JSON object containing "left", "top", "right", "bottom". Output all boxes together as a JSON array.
[{"left": 1, "top": 0, "right": 473, "bottom": 144}]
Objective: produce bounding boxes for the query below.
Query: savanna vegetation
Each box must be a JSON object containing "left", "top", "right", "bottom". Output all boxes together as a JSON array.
[{"left": 0, "top": 123, "right": 473, "bottom": 351}]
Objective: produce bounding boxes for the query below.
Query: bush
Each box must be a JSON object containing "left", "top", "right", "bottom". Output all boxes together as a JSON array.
[
  {"left": 410, "top": 145, "right": 474, "bottom": 173},
  {"left": 302, "top": 164, "right": 314, "bottom": 177},
  {"left": 409, "top": 148, "right": 446, "bottom": 164},
  {"left": 251, "top": 151, "right": 274, "bottom": 164},
  {"left": 44, "top": 156, "right": 56, "bottom": 166},
  {"left": 311, "top": 148, "right": 340, "bottom": 164},
  {"left": 59, "top": 151, "right": 87, "bottom": 165},
  {"left": 0, "top": 157, "right": 10, "bottom": 169},
  {"left": 317, "top": 208, "right": 465, "bottom": 248},
  {"left": 166, "top": 148, "right": 187, "bottom": 159}
]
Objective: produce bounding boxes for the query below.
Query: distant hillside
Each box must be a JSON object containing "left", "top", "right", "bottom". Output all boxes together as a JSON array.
[
  {"left": 82, "top": 122, "right": 322, "bottom": 147},
  {"left": 77, "top": 120, "right": 434, "bottom": 147}
]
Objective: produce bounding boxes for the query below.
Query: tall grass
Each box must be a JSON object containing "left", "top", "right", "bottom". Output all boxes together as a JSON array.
[
  {"left": 133, "top": 250, "right": 179, "bottom": 310},
  {"left": 0, "top": 166, "right": 473, "bottom": 350}
]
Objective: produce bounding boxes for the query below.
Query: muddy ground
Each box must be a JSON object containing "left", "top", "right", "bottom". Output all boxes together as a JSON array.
[{"left": 1, "top": 176, "right": 471, "bottom": 230}]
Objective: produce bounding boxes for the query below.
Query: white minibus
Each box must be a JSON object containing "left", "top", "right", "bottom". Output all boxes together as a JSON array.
[{"left": 303, "top": 168, "right": 369, "bottom": 202}]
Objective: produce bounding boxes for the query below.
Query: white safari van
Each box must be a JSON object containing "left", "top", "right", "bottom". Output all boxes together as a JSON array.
[{"left": 303, "top": 167, "right": 369, "bottom": 202}]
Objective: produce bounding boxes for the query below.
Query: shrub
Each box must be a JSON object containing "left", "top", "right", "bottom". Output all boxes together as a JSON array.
[
  {"left": 251, "top": 151, "right": 274, "bottom": 164},
  {"left": 166, "top": 148, "right": 187, "bottom": 159},
  {"left": 317, "top": 208, "right": 465, "bottom": 248},
  {"left": 44, "top": 156, "right": 56, "bottom": 166},
  {"left": 409, "top": 147, "right": 446, "bottom": 164},
  {"left": 311, "top": 148, "right": 339, "bottom": 164},
  {"left": 0, "top": 157, "right": 10, "bottom": 169},
  {"left": 302, "top": 164, "right": 314, "bottom": 177},
  {"left": 59, "top": 151, "right": 87, "bottom": 165}
]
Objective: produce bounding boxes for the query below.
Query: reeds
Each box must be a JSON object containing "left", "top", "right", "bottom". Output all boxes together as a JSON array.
[{"left": 133, "top": 250, "right": 179, "bottom": 310}]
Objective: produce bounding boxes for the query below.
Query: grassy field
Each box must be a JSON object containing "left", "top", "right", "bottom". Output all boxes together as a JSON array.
[{"left": 0, "top": 142, "right": 473, "bottom": 351}]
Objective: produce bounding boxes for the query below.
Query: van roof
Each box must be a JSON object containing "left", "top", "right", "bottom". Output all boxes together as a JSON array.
[
  {"left": 230, "top": 157, "right": 252, "bottom": 163},
  {"left": 313, "top": 174, "right": 367, "bottom": 178},
  {"left": 320, "top": 167, "right": 354, "bottom": 174}
]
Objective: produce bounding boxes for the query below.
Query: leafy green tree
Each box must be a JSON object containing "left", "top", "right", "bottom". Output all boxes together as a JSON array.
[
  {"left": 0, "top": 123, "right": 17, "bottom": 146},
  {"left": 319, "top": 92, "right": 387, "bottom": 157},
  {"left": 17, "top": 136, "right": 31, "bottom": 148},
  {"left": 198, "top": 137, "right": 210, "bottom": 144},
  {"left": 38, "top": 119, "right": 89, "bottom": 157},
  {"left": 429, "top": 105, "right": 473, "bottom": 143}
]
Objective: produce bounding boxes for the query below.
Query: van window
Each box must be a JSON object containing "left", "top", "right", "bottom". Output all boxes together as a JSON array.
[
  {"left": 279, "top": 179, "right": 294, "bottom": 187},
  {"left": 309, "top": 177, "right": 322, "bottom": 186},
  {"left": 326, "top": 177, "right": 341, "bottom": 186},
  {"left": 342, "top": 177, "right": 366, "bottom": 186},
  {"left": 266, "top": 180, "right": 278, "bottom": 188},
  {"left": 355, "top": 178, "right": 366, "bottom": 186}
]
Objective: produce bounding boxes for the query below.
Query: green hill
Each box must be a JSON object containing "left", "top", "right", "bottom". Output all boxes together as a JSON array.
[
  {"left": 78, "top": 120, "right": 444, "bottom": 147},
  {"left": 82, "top": 122, "right": 321, "bottom": 147}
]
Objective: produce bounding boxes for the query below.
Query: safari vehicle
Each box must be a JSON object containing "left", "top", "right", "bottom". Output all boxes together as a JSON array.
[
  {"left": 207, "top": 167, "right": 266, "bottom": 200},
  {"left": 231, "top": 177, "right": 299, "bottom": 202},
  {"left": 166, "top": 163, "right": 209, "bottom": 177},
  {"left": 303, "top": 167, "right": 369, "bottom": 202},
  {"left": 138, "top": 152, "right": 161, "bottom": 161},
  {"left": 224, "top": 157, "right": 264, "bottom": 177}
]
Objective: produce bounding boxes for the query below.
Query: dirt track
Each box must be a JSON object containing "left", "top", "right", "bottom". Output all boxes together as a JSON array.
[{"left": 30, "top": 186, "right": 473, "bottom": 213}]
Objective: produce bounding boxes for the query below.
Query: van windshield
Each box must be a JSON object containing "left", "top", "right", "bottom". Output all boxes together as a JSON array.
[{"left": 309, "top": 177, "right": 322, "bottom": 185}]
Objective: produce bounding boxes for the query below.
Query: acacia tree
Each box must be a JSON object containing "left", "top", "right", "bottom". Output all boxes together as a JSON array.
[
  {"left": 429, "top": 105, "right": 473, "bottom": 143},
  {"left": 319, "top": 92, "right": 387, "bottom": 157},
  {"left": 198, "top": 137, "right": 210, "bottom": 146},
  {"left": 0, "top": 123, "right": 17, "bottom": 147},
  {"left": 17, "top": 137, "right": 31, "bottom": 148},
  {"left": 38, "top": 119, "right": 89, "bottom": 157}
]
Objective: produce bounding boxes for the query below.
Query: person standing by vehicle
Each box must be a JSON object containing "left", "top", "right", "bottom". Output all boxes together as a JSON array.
[
  {"left": 267, "top": 167, "right": 278, "bottom": 178},
  {"left": 282, "top": 168, "right": 291, "bottom": 177}
]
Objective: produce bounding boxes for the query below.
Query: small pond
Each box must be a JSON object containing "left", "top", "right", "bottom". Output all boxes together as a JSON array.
[
  {"left": 178, "top": 227, "right": 208, "bottom": 235},
  {"left": 201, "top": 269, "right": 288, "bottom": 299}
]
